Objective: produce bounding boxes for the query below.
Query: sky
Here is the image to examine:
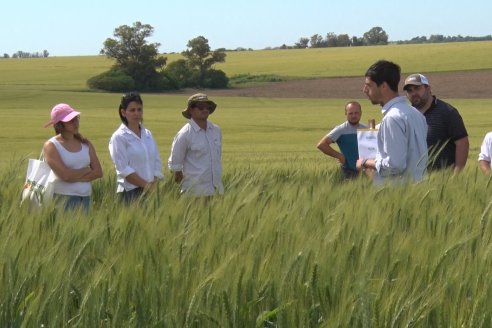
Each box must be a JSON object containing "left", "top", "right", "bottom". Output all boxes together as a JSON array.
[{"left": 2, "top": 0, "right": 492, "bottom": 56}]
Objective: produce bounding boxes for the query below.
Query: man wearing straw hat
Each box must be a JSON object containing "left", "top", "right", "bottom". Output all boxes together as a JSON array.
[{"left": 168, "top": 93, "right": 224, "bottom": 197}]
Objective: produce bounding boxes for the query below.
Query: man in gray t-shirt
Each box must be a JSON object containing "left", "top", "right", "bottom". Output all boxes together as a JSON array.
[{"left": 317, "top": 101, "right": 366, "bottom": 178}]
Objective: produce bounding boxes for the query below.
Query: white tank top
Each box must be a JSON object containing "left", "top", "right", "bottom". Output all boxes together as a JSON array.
[{"left": 49, "top": 137, "right": 91, "bottom": 196}]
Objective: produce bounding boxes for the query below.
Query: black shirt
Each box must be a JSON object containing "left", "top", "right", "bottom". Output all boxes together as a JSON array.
[{"left": 424, "top": 96, "right": 468, "bottom": 170}]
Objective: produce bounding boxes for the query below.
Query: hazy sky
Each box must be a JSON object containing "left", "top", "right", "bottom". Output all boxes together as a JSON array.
[{"left": 2, "top": 0, "right": 491, "bottom": 56}]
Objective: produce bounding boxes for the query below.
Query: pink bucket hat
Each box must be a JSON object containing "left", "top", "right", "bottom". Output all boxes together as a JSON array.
[{"left": 44, "top": 103, "right": 81, "bottom": 127}]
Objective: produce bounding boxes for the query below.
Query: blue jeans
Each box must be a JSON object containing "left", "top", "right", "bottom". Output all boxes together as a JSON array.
[{"left": 54, "top": 194, "right": 90, "bottom": 213}]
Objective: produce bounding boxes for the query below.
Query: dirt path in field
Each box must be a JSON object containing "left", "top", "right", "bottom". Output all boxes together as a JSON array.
[{"left": 196, "top": 70, "right": 492, "bottom": 99}]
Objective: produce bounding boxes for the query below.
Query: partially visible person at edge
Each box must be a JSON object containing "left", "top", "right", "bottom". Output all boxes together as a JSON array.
[
  {"left": 356, "top": 60, "right": 428, "bottom": 184},
  {"left": 403, "top": 73, "right": 469, "bottom": 174},
  {"left": 478, "top": 131, "right": 492, "bottom": 174},
  {"left": 109, "top": 92, "right": 164, "bottom": 204},
  {"left": 317, "top": 101, "right": 367, "bottom": 179},
  {"left": 43, "top": 103, "right": 103, "bottom": 212},
  {"left": 168, "top": 93, "right": 224, "bottom": 197}
]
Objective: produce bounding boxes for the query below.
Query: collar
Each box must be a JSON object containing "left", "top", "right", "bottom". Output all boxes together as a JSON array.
[
  {"left": 120, "top": 123, "right": 145, "bottom": 137},
  {"left": 381, "top": 96, "right": 407, "bottom": 115},
  {"left": 190, "top": 118, "right": 209, "bottom": 132}
]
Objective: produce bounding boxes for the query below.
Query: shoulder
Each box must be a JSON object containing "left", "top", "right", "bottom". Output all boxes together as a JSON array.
[
  {"left": 44, "top": 136, "right": 60, "bottom": 148},
  {"left": 177, "top": 122, "right": 193, "bottom": 134},
  {"left": 111, "top": 123, "right": 131, "bottom": 140},
  {"left": 435, "top": 98, "right": 460, "bottom": 113},
  {"left": 329, "top": 121, "right": 348, "bottom": 133},
  {"left": 44, "top": 138, "right": 56, "bottom": 149},
  {"left": 142, "top": 126, "right": 154, "bottom": 137},
  {"left": 110, "top": 124, "right": 126, "bottom": 138},
  {"left": 208, "top": 121, "right": 221, "bottom": 131}
]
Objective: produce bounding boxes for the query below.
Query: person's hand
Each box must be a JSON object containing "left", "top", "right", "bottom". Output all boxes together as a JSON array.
[
  {"left": 174, "top": 171, "right": 184, "bottom": 183},
  {"left": 337, "top": 154, "right": 346, "bottom": 165},
  {"left": 144, "top": 180, "right": 157, "bottom": 192},
  {"left": 356, "top": 158, "right": 364, "bottom": 171}
]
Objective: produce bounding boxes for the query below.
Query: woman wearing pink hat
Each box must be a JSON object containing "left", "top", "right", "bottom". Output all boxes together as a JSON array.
[{"left": 43, "top": 103, "right": 103, "bottom": 212}]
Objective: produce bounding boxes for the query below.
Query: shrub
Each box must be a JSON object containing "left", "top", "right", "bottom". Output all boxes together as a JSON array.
[
  {"left": 87, "top": 69, "right": 135, "bottom": 92},
  {"left": 164, "top": 59, "right": 196, "bottom": 88},
  {"left": 202, "top": 69, "right": 229, "bottom": 89}
]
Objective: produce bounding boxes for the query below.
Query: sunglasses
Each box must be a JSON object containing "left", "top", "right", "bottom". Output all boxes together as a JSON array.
[{"left": 194, "top": 104, "right": 210, "bottom": 111}]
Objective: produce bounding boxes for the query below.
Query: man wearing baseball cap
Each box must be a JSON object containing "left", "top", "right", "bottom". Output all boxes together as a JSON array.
[
  {"left": 403, "top": 73, "right": 469, "bottom": 174},
  {"left": 168, "top": 93, "right": 224, "bottom": 197}
]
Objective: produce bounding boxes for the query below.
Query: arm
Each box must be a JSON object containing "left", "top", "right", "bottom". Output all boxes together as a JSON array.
[
  {"left": 77, "top": 141, "right": 103, "bottom": 182},
  {"left": 109, "top": 132, "right": 150, "bottom": 187},
  {"left": 356, "top": 158, "right": 375, "bottom": 171},
  {"left": 453, "top": 136, "right": 469, "bottom": 174},
  {"left": 43, "top": 141, "right": 92, "bottom": 182},
  {"left": 374, "top": 117, "right": 408, "bottom": 176},
  {"left": 124, "top": 173, "right": 155, "bottom": 189},
  {"left": 317, "top": 136, "right": 345, "bottom": 165},
  {"left": 479, "top": 160, "right": 491, "bottom": 174},
  {"left": 168, "top": 130, "right": 188, "bottom": 184},
  {"left": 479, "top": 133, "right": 492, "bottom": 174}
]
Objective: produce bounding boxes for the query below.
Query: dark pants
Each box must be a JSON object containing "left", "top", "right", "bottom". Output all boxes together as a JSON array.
[
  {"left": 118, "top": 187, "right": 144, "bottom": 204},
  {"left": 342, "top": 167, "right": 359, "bottom": 179}
]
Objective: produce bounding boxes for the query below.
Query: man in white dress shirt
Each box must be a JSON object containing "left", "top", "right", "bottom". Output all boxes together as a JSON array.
[
  {"left": 357, "top": 60, "right": 428, "bottom": 184},
  {"left": 168, "top": 93, "right": 224, "bottom": 197}
]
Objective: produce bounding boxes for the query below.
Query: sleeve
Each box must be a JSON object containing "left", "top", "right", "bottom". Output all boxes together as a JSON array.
[
  {"left": 479, "top": 133, "right": 492, "bottom": 162},
  {"left": 446, "top": 107, "right": 468, "bottom": 141},
  {"left": 375, "top": 116, "right": 408, "bottom": 176},
  {"left": 327, "top": 124, "right": 342, "bottom": 142},
  {"left": 108, "top": 132, "right": 136, "bottom": 179},
  {"left": 168, "top": 128, "right": 188, "bottom": 172}
]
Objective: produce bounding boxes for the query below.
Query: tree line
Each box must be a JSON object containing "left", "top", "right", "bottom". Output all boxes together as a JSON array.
[
  {"left": 3, "top": 50, "right": 49, "bottom": 58},
  {"left": 272, "top": 27, "right": 492, "bottom": 50}
]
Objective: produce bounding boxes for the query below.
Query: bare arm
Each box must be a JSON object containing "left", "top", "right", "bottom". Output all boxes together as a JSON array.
[
  {"left": 453, "top": 136, "right": 469, "bottom": 174},
  {"left": 317, "top": 136, "right": 345, "bottom": 165},
  {"left": 77, "top": 141, "right": 103, "bottom": 182},
  {"left": 479, "top": 160, "right": 491, "bottom": 174},
  {"left": 43, "top": 141, "right": 92, "bottom": 182},
  {"left": 125, "top": 173, "right": 156, "bottom": 191}
]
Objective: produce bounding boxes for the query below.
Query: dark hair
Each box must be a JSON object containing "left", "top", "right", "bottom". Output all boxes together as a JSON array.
[
  {"left": 54, "top": 122, "right": 88, "bottom": 144},
  {"left": 365, "top": 60, "right": 401, "bottom": 92},
  {"left": 119, "top": 91, "right": 143, "bottom": 125}
]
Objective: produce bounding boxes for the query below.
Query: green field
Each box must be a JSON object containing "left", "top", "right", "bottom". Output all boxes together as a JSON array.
[{"left": 2, "top": 42, "right": 492, "bottom": 326}]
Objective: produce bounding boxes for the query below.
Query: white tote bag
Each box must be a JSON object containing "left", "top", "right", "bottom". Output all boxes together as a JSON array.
[{"left": 20, "top": 153, "right": 56, "bottom": 209}]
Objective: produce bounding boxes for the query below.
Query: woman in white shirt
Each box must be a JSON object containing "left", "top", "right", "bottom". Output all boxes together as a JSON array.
[
  {"left": 109, "top": 92, "right": 163, "bottom": 203},
  {"left": 43, "top": 103, "right": 103, "bottom": 212}
]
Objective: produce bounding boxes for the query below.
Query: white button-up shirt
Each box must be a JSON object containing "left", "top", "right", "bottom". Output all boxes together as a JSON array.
[
  {"left": 109, "top": 123, "right": 163, "bottom": 192},
  {"left": 374, "top": 96, "right": 428, "bottom": 184},
  {"left": 479, "top": 132, "right": 492, "bottom": 167},
  {"left": 168, "top": 119, "right": 224, "bottom": 196}
]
